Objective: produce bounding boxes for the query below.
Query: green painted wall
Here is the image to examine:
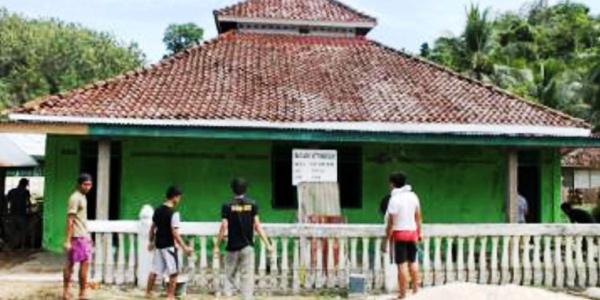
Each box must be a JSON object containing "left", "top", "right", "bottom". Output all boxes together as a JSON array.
[
  {"left": 42, "top": 135, "right": 563, "bottom": 251},
  {"left": 118, "top": 138, "right": 293, "bottom": 223},
  {"left": 540, "top": 148, "right": 563, "bottom": 222},
  {"left": 357, "top": 144, "right": 507, "bottom": 223},
  {"left": 43, "top": 135, "right": 81, "bottom": 252}
]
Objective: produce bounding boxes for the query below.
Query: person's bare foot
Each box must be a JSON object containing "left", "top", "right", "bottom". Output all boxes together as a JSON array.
[
  {"left": 145, "top": 291, "right": 154, "bottom": 299},
  {"left": 78, "top": 292, "right": 90, "bottom": 300},
  {"left": 62, "top": 292, "right": 73, "bottom": 300}
]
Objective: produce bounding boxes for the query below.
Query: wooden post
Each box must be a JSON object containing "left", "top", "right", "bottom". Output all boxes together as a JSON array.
[
  {"left": 96, "top": 140, "right": 111, "bottom": 220},
  {"left": 506, "top": 149, "right": 518, "bottom": 223}
]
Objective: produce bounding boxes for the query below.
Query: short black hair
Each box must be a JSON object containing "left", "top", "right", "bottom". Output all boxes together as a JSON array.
[
  {"left": 78, "top": 173, "right": 93, "bottom": 185},
  {"left": 166, "top": 186, "right": 183, "bottom": 199},
  {"left": 389, "top": 172, "right": 407, "bottom": 188},
  {"left": 230, "top": 177, "right": 248, "bottom": 196},
  {"left": 18, "top": 178, "right": 29, "bottom": 187}
]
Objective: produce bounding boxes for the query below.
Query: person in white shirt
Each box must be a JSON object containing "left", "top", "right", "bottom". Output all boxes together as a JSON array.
[
  {"left": 382, "top": 172, "right": 422, "bottom": 299},
  {"left": 517, "top": 194, "right": 528, "bottom": 223}
]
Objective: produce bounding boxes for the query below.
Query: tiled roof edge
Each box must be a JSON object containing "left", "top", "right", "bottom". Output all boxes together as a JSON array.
[
  {"left": 14, "top": 33, "right": 229, "bottom": 115},
  {"left": 215, "top": 0, "right": 376, "bottom": 23},
  {"left": 368, "top": 40, "right": 591, "bottom": 129},
  {"left": 326, "top": 0, "right": 377, "bottom": 23}
]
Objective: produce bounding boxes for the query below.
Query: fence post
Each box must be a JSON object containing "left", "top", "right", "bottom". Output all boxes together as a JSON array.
[{"left": 137, "top": 205, "right": 154, "bottom": 288}]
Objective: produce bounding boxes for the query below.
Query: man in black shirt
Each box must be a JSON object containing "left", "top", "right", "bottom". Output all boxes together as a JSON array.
[
  {"left": 146, "top": 186, "right": 192, "bottom": 300},
  {"left": 6, "top": 178, "right": 31, "bottom": 249},
  {"left": 214, "top": 178, "right": 273, "bottom": 300},
  {"left": 561, "top": 202, "right": 595, "bottom": 223}
]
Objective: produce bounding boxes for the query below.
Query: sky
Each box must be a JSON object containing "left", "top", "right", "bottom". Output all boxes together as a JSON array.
[{"left": 2, "top": 0, "right": 600, "bottom": 63}]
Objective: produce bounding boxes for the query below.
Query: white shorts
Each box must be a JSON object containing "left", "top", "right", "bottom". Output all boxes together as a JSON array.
[{"left": 152, "top": 247, "right": 179, "bottom": 276}]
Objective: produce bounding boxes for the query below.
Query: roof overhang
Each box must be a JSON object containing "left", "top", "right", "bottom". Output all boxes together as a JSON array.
[
  {"left": 0, "top": 119, "right": 88, "bottom": 135},
  {"left": 8, "top": 113, "right": 592, "bottom": 137},
  {"left": 0, "top": 135, "right": 38, "bottom": 167}
]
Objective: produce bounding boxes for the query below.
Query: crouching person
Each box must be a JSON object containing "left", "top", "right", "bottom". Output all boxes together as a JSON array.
[
  {"left": 214, "top": 178, "right": 274, "bottom": 300},
  {"left": 146, "top": 186, "right": 193, "bottom": 300}
]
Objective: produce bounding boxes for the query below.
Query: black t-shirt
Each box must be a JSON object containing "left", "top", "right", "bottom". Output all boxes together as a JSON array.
[
  {"left": 153, "top": 204, "right": 179, "bottom": 249},
  {"left": 7, "top": 188, "right": 30, "bottom": 217},
  {"left": 221, "top": 197, "right": 258, "bottom": 251},
  {"left": 567, "top": 209, "right": 595, "bottom": 224}
]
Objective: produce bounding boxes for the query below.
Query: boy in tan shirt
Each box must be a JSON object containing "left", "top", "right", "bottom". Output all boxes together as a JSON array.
[{"left": 63, "top": 173, "right": 93, "bottom": 300}]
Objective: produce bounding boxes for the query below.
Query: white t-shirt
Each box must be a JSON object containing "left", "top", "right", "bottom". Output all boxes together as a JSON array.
[
  {"left": 386, "top": 185, "right": 420, "bottom": 231},
  {"left": 171, "top": 212, "right": 181, "bottom": 228}
]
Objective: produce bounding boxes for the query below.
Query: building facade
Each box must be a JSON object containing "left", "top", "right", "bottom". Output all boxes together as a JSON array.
[{"left": 2, "top": 0, "right": 599, "bottom": 252}]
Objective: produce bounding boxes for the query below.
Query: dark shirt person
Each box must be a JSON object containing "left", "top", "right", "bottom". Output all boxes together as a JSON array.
[
  {"left": 214, "top": 178, "right": 273, "bottom": 300},
  {"left": 6, "top": 178, "right": 31, "bottom": 249},
  {"left": 7, "top": 178, "right": 31, "bottom": 217},
  {"left": 145, "top": 186, "right": 192, "bottom": 300},
  {"left": 561, "top": 202, "right": 595, "bottom": 223}
]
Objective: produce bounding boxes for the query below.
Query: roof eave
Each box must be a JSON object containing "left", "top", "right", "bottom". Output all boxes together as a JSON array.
[
  {"left": 216, "top": 16, "right": 376, "bottom": 31},
  {"left": 8, "top": 113, "right": 592, "bottom": 138}
]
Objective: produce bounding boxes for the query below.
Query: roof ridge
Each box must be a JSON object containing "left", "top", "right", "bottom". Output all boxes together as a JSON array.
[
  {"left": 325, "top": 0, "right": 376, "bottom": 22},
  {"left": 215, "top": 0, "right": 376, "bottom": 22},
  {"left": 12, "top": 33, "right": 228, "bottom": 115},
  {"left": 367, "top": 39, "right": 590, "bottom": 129}
]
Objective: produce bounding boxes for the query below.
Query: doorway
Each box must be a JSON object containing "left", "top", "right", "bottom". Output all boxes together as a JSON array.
[
  {"left": 79, "top": 140, "right": 122, "bottom": 220},
  {"left": 518, "top": 151, "right": 541, "bottom": 223}
]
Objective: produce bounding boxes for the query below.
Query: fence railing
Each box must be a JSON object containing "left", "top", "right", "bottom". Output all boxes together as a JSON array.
[{"left": 85, "top": 205, "right": 600, "bottom": 294}]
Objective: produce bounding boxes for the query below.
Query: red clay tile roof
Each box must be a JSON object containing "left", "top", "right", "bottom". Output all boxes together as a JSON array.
[
  {"left": 215, "top": 0, "right": 376, "bottom": 24},
  {"left": 563, "top": 148, "right": 600, "bottom": 168},
  {"left": 12, "top": 31, "right": 588, "bottom": 130}
]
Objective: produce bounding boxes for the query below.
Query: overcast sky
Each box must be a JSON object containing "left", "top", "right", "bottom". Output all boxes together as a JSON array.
[{"left": 2, "top": 0, "right": 600, "bottom": 63}]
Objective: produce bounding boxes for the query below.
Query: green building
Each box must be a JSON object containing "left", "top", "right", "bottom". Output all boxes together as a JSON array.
[{"left": 3, "top": 0, "right": 599, "bottom": 252}]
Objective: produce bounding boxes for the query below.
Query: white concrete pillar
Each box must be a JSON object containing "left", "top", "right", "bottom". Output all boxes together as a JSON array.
[
  {"left": 96, "top": 140, "right": 111, "bottom": 220},
  {"left": 137, "top": 205, "right": 154, "bottom": 288},
  {"left": 506, "top": 149, "right": 518, "bottom": 223}
]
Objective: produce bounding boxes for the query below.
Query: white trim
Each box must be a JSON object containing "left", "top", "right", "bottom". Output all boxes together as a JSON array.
[
  {"left": 217, "top": 16, "right": 376, "bottom": 29},
  {"left": 9, "top": 113, "right": 591, "bottom": 137}
]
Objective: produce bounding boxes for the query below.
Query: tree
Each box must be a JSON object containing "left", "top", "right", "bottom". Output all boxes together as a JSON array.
[
  {"left": 163, "top": 23, "right": 204, "bottom": 55},
  {"left": 463, "top": 4, "right": 494, "bottom": 80},
  {"left": 420, "top": 42, "right": 431, "bottom": 58},
  {"left": 0, "top": 8, "right": 145, "bottom": 109},
  {"left": 423, "top": 1, "right": 600, "bottom": 128}
]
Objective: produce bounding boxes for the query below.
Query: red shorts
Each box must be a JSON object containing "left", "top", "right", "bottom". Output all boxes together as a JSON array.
[{"left": 393, "top": 230, "right": 419, "bottom": 242}]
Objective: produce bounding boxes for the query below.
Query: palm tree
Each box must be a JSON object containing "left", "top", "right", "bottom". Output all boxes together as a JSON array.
[{"left": 463, "top": 4, "right": 493, "bottom": 80}]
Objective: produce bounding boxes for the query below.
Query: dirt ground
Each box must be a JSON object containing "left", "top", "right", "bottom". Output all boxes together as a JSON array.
[
  {"left": 0, "top": 281, "right": 590, "bottom": 300},
  {"left": 0, "top": 282, "right": 343, "bottom": 300},
  {"left": 0, "top": 252, "right": 591, "bottom": 300}
]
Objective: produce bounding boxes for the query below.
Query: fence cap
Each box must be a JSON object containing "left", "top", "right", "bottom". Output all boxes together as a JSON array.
[{"left": 139, "top": 204, "right": 154, "bottom": 220}]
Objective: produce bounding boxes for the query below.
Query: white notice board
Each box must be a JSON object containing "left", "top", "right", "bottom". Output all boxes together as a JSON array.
[{"left": 292, "top": 149, "right": 337, "bottom": 186}]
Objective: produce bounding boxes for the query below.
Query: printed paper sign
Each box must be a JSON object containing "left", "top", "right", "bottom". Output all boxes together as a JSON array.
[{"left": 292, "top": 149, "right": 337, "bottom": 186}]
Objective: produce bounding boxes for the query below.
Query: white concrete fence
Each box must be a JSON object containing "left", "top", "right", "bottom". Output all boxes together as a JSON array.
[{"left": 85, "top": 205, "right": 600, "bottom": 294}]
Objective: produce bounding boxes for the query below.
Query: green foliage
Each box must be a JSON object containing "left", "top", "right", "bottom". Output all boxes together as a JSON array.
[
  {"left": 425, "top": 1, "right": 600, "bottom": 128},
  {"left": 0, "top": 8, "right": 145, "bottom": 109},
  {"left": 163, "top": 23, "right": 204, "bottom": 55}
]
